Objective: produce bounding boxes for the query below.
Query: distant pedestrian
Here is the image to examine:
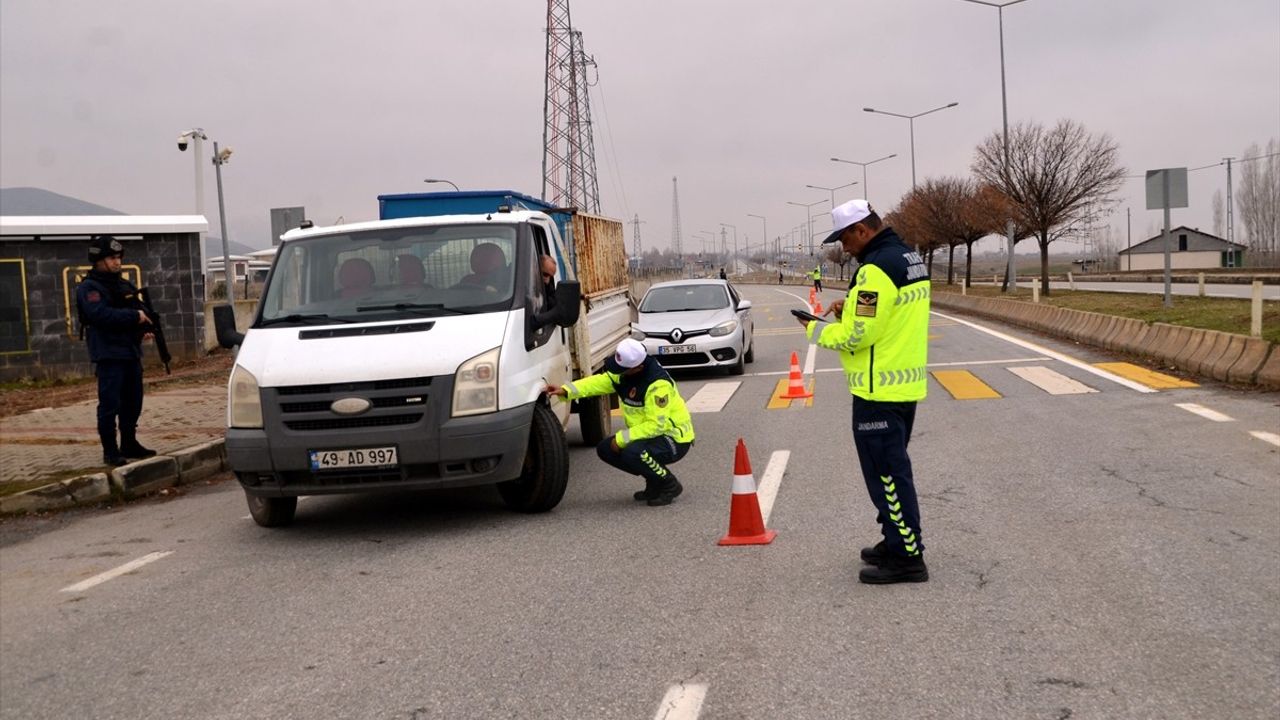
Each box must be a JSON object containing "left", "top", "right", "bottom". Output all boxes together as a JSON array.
[
  {"left": 75, "top": 235, "right": 156, "bottom": 466},
  {"left": 544, "top": 339, "right": 695, "bottom": 506},
  {"left": 778, "top": 270, "right": 784, "bottom": 285},
  {"left": 796, "top": 199, "right": 931, "bottom": 584},
  {"left": 719, "top": 267, "right": 727, "bottom": 280}
]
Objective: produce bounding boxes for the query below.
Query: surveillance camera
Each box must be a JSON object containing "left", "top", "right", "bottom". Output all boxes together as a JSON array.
[{"left": 177, "top": 137, "right": 189, "bottom": 151}]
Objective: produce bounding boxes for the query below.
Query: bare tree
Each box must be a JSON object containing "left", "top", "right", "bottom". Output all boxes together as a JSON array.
[
  {"left": 1237, "top": 139, "right": 1280, "bottom": 264},
  {"left": 1212, "top": 189, "right": 1225, "bottom": 238},
  {"left": 823, "top": 244, "right": 853, "bottom": 281},
  {"left": 973, "top": 119, "right": 1127, "bottom": 295}
]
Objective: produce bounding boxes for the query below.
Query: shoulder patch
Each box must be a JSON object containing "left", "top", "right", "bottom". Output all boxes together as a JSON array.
[
  {"left": 856, "top": 267, "right": 867, "bottom": 286},
  {"left": 85, "top": 290, "right": 101, "bottom": 303},
  {"left": 855, "top": 290, "right": 878, "bottom": 317},
  {"left": 654, "top": 393, "right": 669, "bottom": 408}
]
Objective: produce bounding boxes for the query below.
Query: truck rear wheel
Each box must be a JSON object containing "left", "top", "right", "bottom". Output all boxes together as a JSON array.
[
  {"left": 577, "top": 394, "right": 612, "bottom": 446},
  {"left": 244, "top": 489, "right": 297, "bottom": 528},
  {"left": 497, "top": 403, "right": 569, "bottom": 513}
]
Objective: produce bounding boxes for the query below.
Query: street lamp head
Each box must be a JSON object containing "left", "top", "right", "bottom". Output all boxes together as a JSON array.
[
  {"left": 862, "top": 108, "right": 875, "bottom": 113},
  {"left": 946, "top": 102, "right": 959, "bottom": 108},
  {"left": 423, "top": 178, "right": 460, "bottom": 192},
  {"left": 213, "top": 147, "right": 233, "bottom": 165}
]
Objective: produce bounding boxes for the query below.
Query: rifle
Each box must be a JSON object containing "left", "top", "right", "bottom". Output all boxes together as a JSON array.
[{"left": 135, "top": 287, "right": 172, "bottom": 374}]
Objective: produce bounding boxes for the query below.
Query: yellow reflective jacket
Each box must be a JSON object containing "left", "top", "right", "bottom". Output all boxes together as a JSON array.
[
  {"left": 806, "top": 228, "right": 930, "bottom": 402},
  {"left": 562, "top": 359, "right": 695, "bottom": 447}
]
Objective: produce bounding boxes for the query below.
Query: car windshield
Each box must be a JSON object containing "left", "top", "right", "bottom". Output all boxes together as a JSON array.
[
  {"left": 639, "top": 284, "right": 729, "bottom": 313},
  {"left": 258, "top": 224, "right": 519, "bottom": 325}
]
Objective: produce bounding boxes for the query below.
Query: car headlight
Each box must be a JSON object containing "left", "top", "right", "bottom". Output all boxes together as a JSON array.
[
  {"left": 629, "top": 327, "right": 646, "bottom": 340},
  {"left": 708, "top": 320, "right": 738, "bottom": 337},
  {"left": 228, "top": 364, "right": 263, "bottom": 429},
  {"left": 453, "top": 346, "right": 500, "bottom": 417}
]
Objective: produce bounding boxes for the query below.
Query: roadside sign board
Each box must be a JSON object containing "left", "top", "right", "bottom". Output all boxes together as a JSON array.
[{"left": 1145, "top": 168, "right": 1188, "bottom": 210}]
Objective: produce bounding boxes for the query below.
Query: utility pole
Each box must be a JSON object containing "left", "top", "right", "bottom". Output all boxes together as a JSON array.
[
  {"left": 541, "top": 0, "right": 600, "bottom": 212},
  {"left": 671, "top": 176, "right": 683, "bottom": 272},
  {"left": 1224, "top": 157, "right": 1236, "bottom": 266},
  {"left": 631, "top": 213, "right": 644, "bottom": 260}
]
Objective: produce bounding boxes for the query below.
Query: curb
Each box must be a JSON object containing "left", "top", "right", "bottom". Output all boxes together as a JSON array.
[
  {"left": 0, "top": 439, "right": 227, "bottom": 516},
  {"left": 931, "top": 292, "right": 1278, "bottom": 390}
]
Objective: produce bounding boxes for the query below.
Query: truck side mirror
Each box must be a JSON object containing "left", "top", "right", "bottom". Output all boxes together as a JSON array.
[
  {"left": 214, "top": 303, "right": 245, "bottom": 348},
  {"left": 553, "top": 281, "right": 581, "bottom": 327}
]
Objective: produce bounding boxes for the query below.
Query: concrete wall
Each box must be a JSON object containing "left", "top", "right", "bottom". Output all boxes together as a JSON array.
[
  {"left": 0, "top": 233, "right": 205, "bottom": 381},
  {"left": 1126, "top": 250, "right": 1225, "bottom": 271}
]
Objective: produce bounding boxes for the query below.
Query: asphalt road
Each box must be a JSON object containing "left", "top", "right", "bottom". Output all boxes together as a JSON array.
[{"left": 2, "top": 284, "right": 1277, "bottom": 720}]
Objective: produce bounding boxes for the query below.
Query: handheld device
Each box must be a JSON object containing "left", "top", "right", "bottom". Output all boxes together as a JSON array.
[{"left": 790, "top": 308, "right": 824, "bottom": 323}]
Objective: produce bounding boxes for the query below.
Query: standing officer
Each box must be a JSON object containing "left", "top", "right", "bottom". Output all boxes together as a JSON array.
[
  {"left": 811, "top": 265, "right": 823, "bottom": 292},
  {"left": 76, "top": 236, "right": 156, "bottom": 466},
  {"left": 796, "top": 199, "right": 931, "bottom": 584},
  {"left": 544, "top": 339, "right": 695, "bottom": 506}
]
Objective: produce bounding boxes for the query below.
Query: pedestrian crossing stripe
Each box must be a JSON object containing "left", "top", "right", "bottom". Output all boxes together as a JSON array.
[
  {"left": 1007, "top": 366, "right": 1098, "bottom": 395},
  {"left": 931, "top": 370, "right": 1002, "bottom": 399},
  {"left": 1093, "top": 362, "right": 1198, "bottom": 389},
  {"left": 685, "top": 382, "right": 741, "bottom": 413}
]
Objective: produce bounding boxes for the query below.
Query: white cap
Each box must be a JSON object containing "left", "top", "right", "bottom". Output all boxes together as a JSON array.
[
  {"left": 823, "top": 199, "right": 873, "bottom": 244},
  {"left": 608, "top": 338, "right": 647, "bottom": 371}
]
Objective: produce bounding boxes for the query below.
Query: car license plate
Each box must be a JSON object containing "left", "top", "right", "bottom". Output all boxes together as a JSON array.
[
  {"left": 660, "top": 344, "right": 696, "bottom": 355},
  {"left": 309, "top": 446, "right": 398, "bottom": 471}
]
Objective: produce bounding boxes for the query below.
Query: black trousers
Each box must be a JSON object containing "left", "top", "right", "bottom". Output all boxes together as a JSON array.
[
  {"left": 596, "top": 435, "right": 692, "bottom": 487},
  {"left": 96, "top": 359, "right": 144, "bottom": 450},
  {"left": 851, "top": 397, "right": 923, "bottom": 557}
]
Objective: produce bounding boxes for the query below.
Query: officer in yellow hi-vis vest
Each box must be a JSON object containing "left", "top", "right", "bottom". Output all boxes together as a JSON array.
[
  {"left": 796, "top": 199, "right": 931, "bottom": 584},
  {"left": 545, "top": 339, "right": 695, "bottom": 506}
]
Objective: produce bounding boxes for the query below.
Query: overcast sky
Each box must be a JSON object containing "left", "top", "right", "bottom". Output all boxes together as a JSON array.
[{"left": 2, "top": 0, "right": 1277, "bottom": 257}]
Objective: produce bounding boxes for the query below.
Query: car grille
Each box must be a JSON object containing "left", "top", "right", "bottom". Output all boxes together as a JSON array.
[
  {"left": 272, "top": 376, "right": 433, "bottom": 433},
  {"left": 283, "top": 414, "right": 424, "bottom": 431},
  {"left": 656, "top": 352, "right": 711, "bottom": 367},
  {"left": 645, "top": 329, "right": 710, "bottom": 342}
]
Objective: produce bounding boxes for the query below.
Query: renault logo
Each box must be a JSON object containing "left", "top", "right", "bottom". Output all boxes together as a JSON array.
[
  {"left": 671, "top": 328, "right": 684, "bottom": 343},
  {"left": 331, "top": 397, "right": 372, "bottom": 415}
]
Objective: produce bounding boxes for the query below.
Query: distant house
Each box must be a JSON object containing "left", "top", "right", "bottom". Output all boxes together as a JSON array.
[{"left": 1118, "top": 226, "right": 1245, "bottom": 271}]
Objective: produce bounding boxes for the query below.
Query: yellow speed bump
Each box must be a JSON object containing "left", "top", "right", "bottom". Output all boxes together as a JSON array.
[
  {"left": 931, "top": 370, "right": 1002, "bottom": 399},
  {"left": 767, "top": 378, "right": 815, "bottom": 408}
]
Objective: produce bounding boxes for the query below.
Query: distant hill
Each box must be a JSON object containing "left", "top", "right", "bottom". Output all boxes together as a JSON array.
[
  {"left": 205, "top": 236, "right": 259, "bottom": 259},
  {"left": 0, "top": 187, "right": 126, "bottom": 216}
]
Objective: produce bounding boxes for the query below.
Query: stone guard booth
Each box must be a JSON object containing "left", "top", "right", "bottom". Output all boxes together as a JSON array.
[{"left": 0, "top": 216, "right": 208, "bottom": 382}]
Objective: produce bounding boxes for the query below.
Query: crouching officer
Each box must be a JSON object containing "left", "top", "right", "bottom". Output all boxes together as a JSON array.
[
  {"left": 76, "top": 235, "right": 156, "bottom": 466},
  {"left": 798, "top": 199, "right": 931, "bottom": 584},
  {"left": 545, "top": 339, "right": 695, "bottom": 506}
]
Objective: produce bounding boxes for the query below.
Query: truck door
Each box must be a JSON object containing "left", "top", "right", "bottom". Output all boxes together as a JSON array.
[{"left": 528, "top": 222, "right": 571, "bottom": 425}]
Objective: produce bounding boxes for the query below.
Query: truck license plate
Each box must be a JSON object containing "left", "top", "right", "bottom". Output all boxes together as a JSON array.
[
  {"left": 659, "top": 344, "right": 695, "bottom": 355},
  {"left": 310, "top": 446, "right": 398, "bottom": 471}
]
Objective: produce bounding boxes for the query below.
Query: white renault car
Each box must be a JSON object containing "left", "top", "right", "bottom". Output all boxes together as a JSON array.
[{"left": 630, "top": 279, "right": 754, "bottom": 375}]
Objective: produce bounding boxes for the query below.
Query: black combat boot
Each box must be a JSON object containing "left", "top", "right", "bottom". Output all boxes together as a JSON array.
[
  {"left": 858, "top": 553, "right": 928, "bottom": 584},
  {"left": 633, "top": 479, "right": 661, "bottom": 501},
  {"left": 119, "top": 430, "right": 156, "bottom": 459},
  {"left": 101, "top": 438, "right": 129, "bottom": 467},
  {"left": 646, "top": 478, "right": 684, "bottom": 506},
  {"left": 860, "top": 540, "right": 888, "bottom": 566}
]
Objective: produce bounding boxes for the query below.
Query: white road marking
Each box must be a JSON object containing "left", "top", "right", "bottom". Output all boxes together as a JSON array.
[
  {"left": 1249, "top": 431, "right": 1280, "bottom": 447},
  {"left": 1008, "top": 366, "right": 1098, "bottom": 395},
  {"left": 755, "top": 450, "right": 789, "bottom": 526},
  {"left": 654, "top": 683, "right": 708, "bottom": 720},
  {"left": 1175, "top": 403, "right": 1235, "bottom": 423},
  {"left": 60, "top": 551, "right": 173, "bottom": 593},
  {"left": 803, "top": 343, "right": 817, "bottom": 375},
  {"left": 742, "top": 357, "right": 1049, "bottom": 379},
  {"left": 685, "top": 382, "right": 741, "bottom": 413},
  {"left": 929, "top": 310, "right": 1157, "bottom": 393}
]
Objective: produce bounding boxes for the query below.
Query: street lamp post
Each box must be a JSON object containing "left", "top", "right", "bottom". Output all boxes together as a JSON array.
[
  {"left": 960, "top": 0, "right": 1030, "bottom": 293},
  {"left": 786, "top": 199, "right": 828, "bottom": 256},
  {"left": 805, "top": 181, "right": 859, "bottom": 212},
  {"left": 720, "top": 223, "right": 738, "bottom": 273},
  {"left": 863, "top": 103, "right": 959, "bottom": 189},
  {"left": 211, "top": 142, "right": 235, "bottom": 300},
  {"left": 747, "top": 213, "right": 767, "bottom": 265},
  {"left": 423, "top": 178, "right": 461, "bottom": 192},
  {"left": 177, "top": 128, "right": 208, "bottom": 276},
  {"left": 830, "top": 154, "right": 898, "bottom": 200}
]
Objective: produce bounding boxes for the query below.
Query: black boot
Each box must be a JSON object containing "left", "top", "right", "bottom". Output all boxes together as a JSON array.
[
  {"left": 646, "top": 478, "right": 683, "bottom": 506},
  {"left": 119, "top": 430, "right": 156, "bottom": 459},
  {"left": 858, "top": 553, "right": 928, "bottom": 584},
  {"left": 633, "top": 479, "right": 660, "bottom": 502},
  {"left": 860, "top": 540, "right": 888, "bottom": 566}
]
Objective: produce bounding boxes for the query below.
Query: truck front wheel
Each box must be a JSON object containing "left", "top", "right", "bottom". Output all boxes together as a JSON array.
[
  {"left": 497, "top": 403, "right": 569, "bottom": 513},
  {"left": 244, "top": 488, "right": 297, "bottom": 528}
]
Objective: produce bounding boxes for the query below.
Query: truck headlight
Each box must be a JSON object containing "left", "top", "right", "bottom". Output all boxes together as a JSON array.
[
  {"left": 228, "top": 364, "right": 263, "bottom": 428},
  {"left": 709, "top": 320, "right": 738, "bottom": 337},
  {"left": 453, "top": 347, "right": 500, "bottom": 417}
]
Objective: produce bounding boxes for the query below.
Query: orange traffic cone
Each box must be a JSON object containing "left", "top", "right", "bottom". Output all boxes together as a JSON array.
[
  {"left": 719, "top": 439, "right": 777, "bottom": 546},
  {"left": 813, "top": 295, "right": 824, "bottom": 314},
  {"left": 808, "top": 287, "right": 816, "bottom": 305},
  {"left": 778, "top": 351, "right": 812, "bottom": 399}
]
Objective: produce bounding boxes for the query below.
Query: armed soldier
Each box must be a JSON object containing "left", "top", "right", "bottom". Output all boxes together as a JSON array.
[{"left": 76, "top": 235, "right": 158, "bottom": 466}]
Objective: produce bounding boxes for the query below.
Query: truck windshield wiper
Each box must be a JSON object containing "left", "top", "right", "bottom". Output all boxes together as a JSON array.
[
  {"left": 259, "top": 313, "right": 350, "bottom": 327},
  {"left": 355, "top": 302, "right": 462, "bottom": 315}
]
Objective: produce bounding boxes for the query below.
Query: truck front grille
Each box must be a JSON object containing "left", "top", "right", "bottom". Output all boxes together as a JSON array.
[
  {"left": 283, "top": 413, "right": 424, "bottom": 431},
  {"left": 272, "top": 376, "right": 435, "bottom": 433}
]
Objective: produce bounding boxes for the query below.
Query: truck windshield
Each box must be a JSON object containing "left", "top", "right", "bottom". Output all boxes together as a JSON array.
[{"left": 259, "top": 224, "right": 519, "bottom": 325}]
